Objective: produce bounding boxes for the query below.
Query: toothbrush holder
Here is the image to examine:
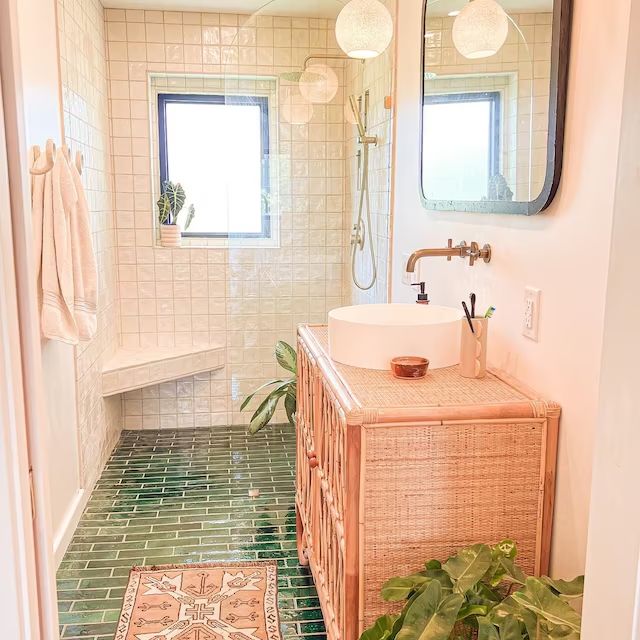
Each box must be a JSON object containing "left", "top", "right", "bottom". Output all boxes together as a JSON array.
[{"left": 459, "top": 317, "right": 488, "bottom": 379}]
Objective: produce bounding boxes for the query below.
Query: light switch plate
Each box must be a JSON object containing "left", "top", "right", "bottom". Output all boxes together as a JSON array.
[{"left": 523, "top": 287, "right": 541, "bottom": 341}]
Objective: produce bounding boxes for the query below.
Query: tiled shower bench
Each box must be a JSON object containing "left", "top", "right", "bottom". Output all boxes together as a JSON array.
[{"left": 101, "top": 344, "right": 225, "bottom": 396}]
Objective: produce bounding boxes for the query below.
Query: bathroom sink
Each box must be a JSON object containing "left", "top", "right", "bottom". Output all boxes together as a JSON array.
[{"left": 328, "top": 304, "right": 464, "bottom": 370}]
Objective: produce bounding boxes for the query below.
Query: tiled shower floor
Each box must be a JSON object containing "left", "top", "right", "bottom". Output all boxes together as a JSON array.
[{"left": 57, "top": 426, "right": 326, "bottom": 640}]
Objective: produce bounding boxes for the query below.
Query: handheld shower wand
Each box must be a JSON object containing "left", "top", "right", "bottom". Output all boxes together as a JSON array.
[{"left": 349, "top": 92, "right": 379, "bottom": 292}]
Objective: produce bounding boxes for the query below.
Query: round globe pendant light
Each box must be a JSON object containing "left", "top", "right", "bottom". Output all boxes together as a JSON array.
[
  {"left": 281, "top": 87, "right": 314, "bottom": 125},
  {"left": 299, "top": 64, "right": 339, "bottom": 104},
  {"left": 452, "top": 0, "right": 509, "bottom": 60},
  {"left": 336, "top": 0, "right": 393, "bottom": 60}
]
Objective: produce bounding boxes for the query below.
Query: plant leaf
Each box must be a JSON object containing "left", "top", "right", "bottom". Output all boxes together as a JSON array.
[
  {"left": 183, "top": 203, "right": 195, "bottom": 230},
  {"left": 275, "top": 341, "right": 297, "bottom": 374},
  {"left": 540, "top": 576, "right": 584, "bottom": 600},
  {"left": 163, "top": 181, "right": 186, "bottom": 217},
  {"left": 240, "top": 379, "right": 286, "bottom": 411},
  {"left": 511, "top": 578, "right": 581, "bottom": 634},
  {"left": 443, "top": 544, "right": 493, "bottom": 594},
  {"left": 456, "top": 604, "right": 489, "bottom": 621},
  {"left": 498, "top": 615, "right": 522, "bottom": 640},
  {"left": 285, "top": 387, "right": 296, "bottom": 426},
  {"left": 382, "top": 576, "right": 431, "bottom": 602},
  {"left": 248, "top": 388, "right": 286, "bottom": 435},
  {"left": 477, "top": 618, "right": 500, "bottom": 640},
  {"left": 157, "top": 193, "right": 171, "bottom": 224},
  {"left": 360, "top": 614, "right": 400, "bottom": 640},
  {"left": 494, "top": 539, "right": 518, "bottom": 560},
  {"left": 395, "top": 581, "right": 464, "bottom": 640}
]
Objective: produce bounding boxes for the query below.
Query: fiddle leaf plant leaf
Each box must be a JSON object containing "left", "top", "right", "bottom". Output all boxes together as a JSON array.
[
  {"left": 511, "top": 578, "right": 581, "bottom": 634},
  {"left": 395, "top": 581, "right": 464, "bottom": 640},
  {"left": 359, "top": 614, "right": 400, "bottom": 640},
  {"left": 443, "top": 544, "right": 493, "bottom": 594}
]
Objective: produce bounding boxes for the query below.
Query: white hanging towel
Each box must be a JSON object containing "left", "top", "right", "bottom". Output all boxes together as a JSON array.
[
  {"left": 38, "top": 148, "right": 79, "bottom": 344},
  {"left": 65, "top": 146, "right": 98, "bottom": 340}
]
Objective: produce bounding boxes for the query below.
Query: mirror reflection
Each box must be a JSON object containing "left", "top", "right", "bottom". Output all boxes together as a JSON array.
[{"left": 421, "top": 0, "right": 563, "bottom": 214}]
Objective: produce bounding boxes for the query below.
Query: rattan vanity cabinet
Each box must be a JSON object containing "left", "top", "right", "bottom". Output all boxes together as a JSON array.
[{"left": 295, "top": 325, "right": 560, "bottom": 640}]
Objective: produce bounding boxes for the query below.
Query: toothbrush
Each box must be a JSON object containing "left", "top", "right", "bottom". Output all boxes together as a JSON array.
[
  {"left": 484, "top": 306, "right": 496, "bottom": 319},
  {"left": 462, "top": 301, "right": 475, "bottom": 334},
  {"left": 470, "top": 293, "right": 476, "bottom": 318}
]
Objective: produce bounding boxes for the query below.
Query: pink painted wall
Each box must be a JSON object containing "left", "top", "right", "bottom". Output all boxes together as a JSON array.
[{"left": 391, "top": 0, "right": 632, "bottom": 578}]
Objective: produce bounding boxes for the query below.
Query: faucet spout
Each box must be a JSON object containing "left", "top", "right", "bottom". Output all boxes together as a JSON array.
[{"left": 406, "top": 240, "right": 492, "bottom": 272}]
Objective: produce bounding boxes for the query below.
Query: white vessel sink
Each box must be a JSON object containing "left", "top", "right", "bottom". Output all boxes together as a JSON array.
[{"left": 328, "top": 303, "right": 464, "bottom": 370}]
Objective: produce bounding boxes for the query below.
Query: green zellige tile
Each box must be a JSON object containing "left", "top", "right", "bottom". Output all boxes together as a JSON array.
[{"left": 57, "top": 425, "right": 325, "bottom": 640}]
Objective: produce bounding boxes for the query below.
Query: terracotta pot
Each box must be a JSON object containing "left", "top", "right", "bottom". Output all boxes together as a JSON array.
[{"left": 159, "top": 224, "right": 181, "bottom": 248}]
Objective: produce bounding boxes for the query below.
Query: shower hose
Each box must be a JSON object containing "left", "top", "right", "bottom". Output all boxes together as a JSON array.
[{"left": 351, "top": 140, "right": 377, "bottom": 291}]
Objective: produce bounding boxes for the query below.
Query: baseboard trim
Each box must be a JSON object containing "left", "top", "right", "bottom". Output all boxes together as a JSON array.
[{"left": 53, "top": 487, "right": 89, "bottom": 568}]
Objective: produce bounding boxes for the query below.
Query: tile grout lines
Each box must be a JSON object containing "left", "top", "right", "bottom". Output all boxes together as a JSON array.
[{"left": 57, "top": 425, "right": 326, "bottom": 640}]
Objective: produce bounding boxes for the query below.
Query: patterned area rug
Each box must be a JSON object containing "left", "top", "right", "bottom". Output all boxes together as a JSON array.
[{"left": 115, "top": 561, "right": 281, "bottom": 640}]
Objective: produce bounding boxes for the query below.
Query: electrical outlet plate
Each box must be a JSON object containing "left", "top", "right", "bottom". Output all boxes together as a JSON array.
[{"left": 523, "top": 287, "right": 541, "bottom": 341}]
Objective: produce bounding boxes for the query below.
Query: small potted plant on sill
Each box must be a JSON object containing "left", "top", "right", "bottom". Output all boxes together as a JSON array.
[
  {"left": 157, "top": 180, "right": 196, "bottom": 248},
  {"left": 362, "top": 540, "right": 584, "bottom": 640}
]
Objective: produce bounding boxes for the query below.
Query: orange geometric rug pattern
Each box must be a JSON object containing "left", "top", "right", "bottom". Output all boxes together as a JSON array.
[{"left": 114, "top": 561, "right": 281, "bottom": 640}]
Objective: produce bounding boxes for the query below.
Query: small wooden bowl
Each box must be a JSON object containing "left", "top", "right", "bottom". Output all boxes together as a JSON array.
[{"left": 390, "top": 357, "right": 429, "bottom": 380}]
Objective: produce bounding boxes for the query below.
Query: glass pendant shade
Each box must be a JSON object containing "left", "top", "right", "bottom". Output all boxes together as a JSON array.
[
  {"left": 299, "top": 64, "right": 339, "bottom": 104},
  {"left": 281, "top": 87, "right": 314, "bottom": 125},
  {"left": 335, "top": 0, "right": 393, "bottom": 60},
  {"left": 452, "top": 0, "right": 509, "bottom": 60}
]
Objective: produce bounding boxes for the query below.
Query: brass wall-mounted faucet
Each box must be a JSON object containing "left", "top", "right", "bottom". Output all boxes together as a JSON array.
[{"left": 406, "top": 240, "right": 492, "bottom": 272}]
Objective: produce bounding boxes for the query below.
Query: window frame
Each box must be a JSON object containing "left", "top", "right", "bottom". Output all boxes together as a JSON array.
[
  {"left": 422, "top": 91, "right": 502, "bottom": 183},
  {"left": 157, "top": 92, "right": 271, "bottom": 239}
]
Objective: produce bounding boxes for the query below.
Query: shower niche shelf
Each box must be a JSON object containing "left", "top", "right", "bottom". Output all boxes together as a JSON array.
[{"left": 101, "top": 344, "right": 225, "bottom": 396}]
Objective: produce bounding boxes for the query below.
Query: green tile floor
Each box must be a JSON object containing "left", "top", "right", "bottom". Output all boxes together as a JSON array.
[{"left": 57, "top": 425, "right": 326, "bottom": 640}]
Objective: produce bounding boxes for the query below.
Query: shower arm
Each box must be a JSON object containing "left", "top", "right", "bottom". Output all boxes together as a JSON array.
[
  {"left": 301, "top": 54, "right": 376, "bottom": 145},
  {"left": 302, "top": 53, "right": 364, "bottom": 70}
]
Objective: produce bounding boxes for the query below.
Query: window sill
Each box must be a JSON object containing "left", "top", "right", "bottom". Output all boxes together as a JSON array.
[{"left": 155, "top": 235, "right": 280, "bottom": 250}]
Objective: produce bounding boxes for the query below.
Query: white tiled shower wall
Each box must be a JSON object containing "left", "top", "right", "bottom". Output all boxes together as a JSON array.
[
  {"left": 102, "top": 8, "right": 395, "bottom": 429},
  {"left": 344, "top": 0, "right": 395, "bottom": 305},
  {"left": 57, "top": 0, "right": 122, "bottom": 483}
]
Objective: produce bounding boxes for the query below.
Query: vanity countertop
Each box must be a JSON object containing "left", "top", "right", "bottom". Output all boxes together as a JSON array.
[{"left": 299, "top": 324, "right": 559, "bottom": 424}]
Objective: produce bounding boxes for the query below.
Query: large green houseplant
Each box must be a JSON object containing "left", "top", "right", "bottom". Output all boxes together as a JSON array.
[
  {"left": 362, "top": 540, "right": 583, "bottom": 640},
  {"left": 242, "top": 341, "right": 297, "bottom": 434}
]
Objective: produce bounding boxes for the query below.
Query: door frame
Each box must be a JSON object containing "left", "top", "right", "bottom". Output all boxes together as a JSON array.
[{"left": 0, "top": 0, "right": 60, "bottom": 636}]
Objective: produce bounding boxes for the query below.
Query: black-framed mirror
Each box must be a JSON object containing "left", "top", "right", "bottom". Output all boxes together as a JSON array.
[{"left": 420, "top": 0, "right": 572, "bottom": 215}]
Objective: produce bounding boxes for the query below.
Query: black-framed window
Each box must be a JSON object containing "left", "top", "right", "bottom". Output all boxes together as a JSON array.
[
  {"left": 158, "top": 93, "right": 271, "bottom": 239},
  {"left": 422, "top": 91, "right": 501, "bottom": 201}
]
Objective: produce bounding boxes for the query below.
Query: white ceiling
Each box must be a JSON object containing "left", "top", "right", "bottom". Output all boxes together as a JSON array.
[
  {"left": 101, "top": 0, "right": 344, "bottom": 18},
  {"left": 428, "top": 0, "right": 554, "bottom": 17}
]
